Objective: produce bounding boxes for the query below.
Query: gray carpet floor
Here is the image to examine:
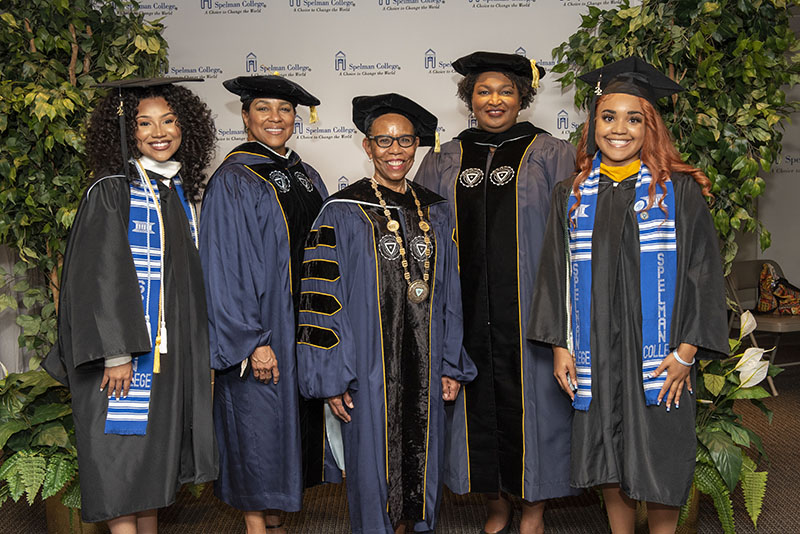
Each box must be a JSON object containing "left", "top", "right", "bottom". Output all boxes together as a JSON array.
[{"left": 3, "top": 334, "right": 799, "bottom": 533}]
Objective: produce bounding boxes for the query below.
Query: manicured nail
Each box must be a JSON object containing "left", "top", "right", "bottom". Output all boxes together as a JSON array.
[
  {"left": 644, "top": 373, "right": 653, "bottom": 380},
  {"left": 666, "top": 406, "right": 671, "bottom": 412},
  {"left": 676, "top": 402, "right": 680, "bottom": 409},
  {"left": 657, "top": 399, "right": 662, "bottom": 406}
]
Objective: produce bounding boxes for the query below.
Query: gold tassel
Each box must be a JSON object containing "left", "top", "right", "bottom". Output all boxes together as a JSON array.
[
  {"left": 309, "top": 105, "right": 318, "bottom": 124},
  {"left": 153, "top": 337, "right": 161, "bottom": 374},
  {"left": 530, "top": 59, "right": 540, "bottom": 90},
  {"left": 434, "top": 131, "right": 441, "bottom": 153},
  {"left": 273, "top": 70, "right": 281, "bottom": 76}
]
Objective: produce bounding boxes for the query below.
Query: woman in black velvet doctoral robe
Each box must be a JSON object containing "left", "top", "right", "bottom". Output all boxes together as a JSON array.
[{"left": 415, "top": 51, "right": 577, "bottom": 533}]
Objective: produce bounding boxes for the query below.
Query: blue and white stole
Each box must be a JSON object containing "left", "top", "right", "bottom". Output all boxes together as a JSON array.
[
  {"left": 567, "top": 153, "right": 677, "bottom": 411},
  {"left": 104, "top": 158, "right": 198, "bottom": 435}
]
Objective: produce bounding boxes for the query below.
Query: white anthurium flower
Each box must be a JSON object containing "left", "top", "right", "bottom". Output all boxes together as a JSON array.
[
  {"left": 736, "top": 347, "right": 770, "bottom": 373},
  {"left": 739, "top": 310, "right": 757, "bottom": 340},
  {"left": 739, "top": 360, "right": 769, "bottom": 388}
]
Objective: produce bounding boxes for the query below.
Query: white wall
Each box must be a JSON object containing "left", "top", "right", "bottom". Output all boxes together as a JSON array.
[{"left": 146, "top": 0, "right": 627, "bottom": 189}]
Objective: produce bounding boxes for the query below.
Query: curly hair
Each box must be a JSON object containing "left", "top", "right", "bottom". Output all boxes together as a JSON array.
[
  {"left": 569, "top": 94, "right": 711, "bottom": 221},
  {"left": 456, "top": 70, "right": 535, "bottom": 112},
  {"left": 86, "top": 84, "right": 216, "bottom": 200}
]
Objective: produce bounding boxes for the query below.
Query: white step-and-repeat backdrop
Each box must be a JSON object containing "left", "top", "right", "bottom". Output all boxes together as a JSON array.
[{"left": 139, "top": 0, "right": 626, "bottom": 190}]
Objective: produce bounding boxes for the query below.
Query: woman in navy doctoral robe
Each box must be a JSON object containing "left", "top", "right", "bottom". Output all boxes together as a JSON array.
[
  {"left": 200, "top": 76, "right": 328, "bottom": 533},
  {"left": 297, "top": 94, "right": 477, "bottom": 534}
]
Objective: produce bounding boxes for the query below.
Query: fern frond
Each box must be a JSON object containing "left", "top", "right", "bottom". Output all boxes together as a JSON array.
[
  {"left": 0, "top": 479, "right": 10, "bottom": 505},
  {"left": 61, "top": 476, "right": 81, "bottom": 509},
  {"left": 42, "top": 452, "right": 77, "bottom": 500},
  {"left": 19, "top": 452, "right": 46, "bottom": 505},
  {"left": 695, "top": 462, "right": 735, "bottom": 534},
  {"left": 740, "top": 455, "right": 767, "bottom": 528},
  {"left": 1, "top": 454, "right": 25, "bottom": 502}
]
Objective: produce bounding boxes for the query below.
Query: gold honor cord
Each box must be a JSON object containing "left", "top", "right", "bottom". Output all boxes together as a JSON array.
[
  {"left": 370, "top": 179, "right": 432, "bottom": 304},
  {"left": 135, "top": 161, "right": 167, "bottom": 373}
]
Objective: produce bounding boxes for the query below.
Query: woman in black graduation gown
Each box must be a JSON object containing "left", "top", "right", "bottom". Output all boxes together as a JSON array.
[
  {"left": 528, "top": 57, "right": 729, "bottom": 534},
  {"left": 199, "top": 76, "right": 328, "bottom": 534},
  {"left": 44, "top": 78, "right": 218, "bottom": 532},
  {"left": 415, "top": 51, "right": 578, "bottom": 534}
]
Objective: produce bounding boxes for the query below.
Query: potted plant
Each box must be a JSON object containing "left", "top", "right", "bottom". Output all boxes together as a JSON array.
[
  {"left": 677, "top": 311, "right": 779, "bottom": 533},
  {"left": 0, "top": 366, "right": 103, "bottom": 533}
]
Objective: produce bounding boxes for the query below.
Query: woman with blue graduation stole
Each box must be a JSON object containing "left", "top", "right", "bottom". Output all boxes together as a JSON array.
[
  {"left": 296, "top": 93, "right": 477, "bottom": 534},
  {"left": 528, "top": 57, "right": 729, "bottom": 534},
  {"left": 199, "top": 75, "right": 328, "bottom": 534},
  {"left": 43, "top": 78, "right": 218, "bottom": 532},
  {"left": 415, "top": 51, "right": 578, "bottom": 534}
]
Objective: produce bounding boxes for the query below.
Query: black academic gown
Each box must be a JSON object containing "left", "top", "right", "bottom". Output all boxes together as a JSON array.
[
  {"left": 527, "top": 172, "right": 729, "bottom": 506},
  {"left": 44, "top": 173, "right": 218, "bottom": 522},
  {"left": 415, "top": 122, "right": 578, "bottom": 500}
]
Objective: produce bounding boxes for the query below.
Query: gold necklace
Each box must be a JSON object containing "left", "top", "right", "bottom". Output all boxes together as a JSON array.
[{"left": 370, "top": 179, "right": 432, "bottom": 304}]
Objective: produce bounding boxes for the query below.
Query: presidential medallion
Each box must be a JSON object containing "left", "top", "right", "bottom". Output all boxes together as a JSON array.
[{"left": 407, "top": 279, "right": 429, "bottom": 303}]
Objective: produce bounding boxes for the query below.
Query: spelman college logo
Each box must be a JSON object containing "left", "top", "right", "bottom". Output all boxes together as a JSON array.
[
  {"left": 199, "top": 0, "right": 266, "bottom": 13},
  {"left": 424, "top": 49, "right": 454, "bottom": 74},
  {"left": 335, "top": 51, "right": 401, "bottom": 77},
  {"left": 291, "top": 0, "right": 355, "bottom": 12},
  {"left": 136, "top": 2, "right": 179, "bottom": 16},
  {"left": 379, "top": 0, "right": 444, "bottom": 11},
  {"left": 246, "top": 52, "right": 312, "bottom": 77},
  {"left": 467, "top": 0, "right": 535, "bottom": 9},
  {"left": 294, "top": 116, "right": 357, "bottom": 141}
]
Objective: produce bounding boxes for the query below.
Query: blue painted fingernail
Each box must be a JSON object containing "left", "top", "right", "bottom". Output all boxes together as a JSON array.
[
  {"left": 676, "top": 403, "right": 680, "bottom": 409},
  {"left": 658, "top": 399, "right": 662, "bottom": 406},
  {"left": 666, "top": 406, "right": 671, "bottom": 412}
]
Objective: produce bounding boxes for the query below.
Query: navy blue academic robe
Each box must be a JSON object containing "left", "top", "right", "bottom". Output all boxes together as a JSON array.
[
  {"left": 199, "top": 142, "right": 328, "bottom": 512},
  {"left": 297, "top": 179, "right": 477, "bottom": 533},
  {"left": 415, "top": 122, "right": 579, "bottom": 501}
]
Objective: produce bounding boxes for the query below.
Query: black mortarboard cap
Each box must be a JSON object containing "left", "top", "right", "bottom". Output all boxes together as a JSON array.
[
  {"left": 97, "top": 76, "right": 205, "bottom": 89},
  {"left": 96, "top": 77, "right": 204, "bottom": 179},
  {"left": 452, "top": 51, "right": 546, "bottom": 82},
  {"left": 352, "top": 93, "right": 439, "bottom": 147},
  {"left": 223, "top": 75, "right": 320, "bottom": 107},
  {"left": 577, "top": 57, "right": 685, "bottom": 154}
]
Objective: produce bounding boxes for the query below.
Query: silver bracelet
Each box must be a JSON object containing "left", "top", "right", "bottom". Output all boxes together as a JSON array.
[{"left": 672, "top": 350, "right": 695, "bottom": 367}]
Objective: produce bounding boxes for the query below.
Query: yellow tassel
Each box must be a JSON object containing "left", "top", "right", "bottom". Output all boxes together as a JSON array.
[
  {"left": 434, "top": 131, "right": 441, "bottom": 153},
  {"left": 273, "top": 71, "right": 281, "bottom": 76},
  {"left": 309, "top": 105, "right": 319, "bottom": 124},
  {"left": 530, "top": 59, "right": 540, "bottom": 90},
  {"left": 153, "top": 337, "right": 161, "bottom": 374}
]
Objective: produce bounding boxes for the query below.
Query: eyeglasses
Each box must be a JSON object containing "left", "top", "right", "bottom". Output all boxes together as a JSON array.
[{"left": 368, "top": 135, "right": 416, "bottom": 148}]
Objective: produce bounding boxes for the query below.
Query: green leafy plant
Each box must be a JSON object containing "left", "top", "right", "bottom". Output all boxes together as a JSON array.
[
  {"left": 681, "top": 311, "right": 780, "bottom": 532},
  {"left": 0, "top": 369, "right": 79, "bottom": 508},
  {"left": 0, "top": 0, "right": 169, "bottom": 359},
  {"left": 551, "top": 0, "right": 800, "bottom": 268}
]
